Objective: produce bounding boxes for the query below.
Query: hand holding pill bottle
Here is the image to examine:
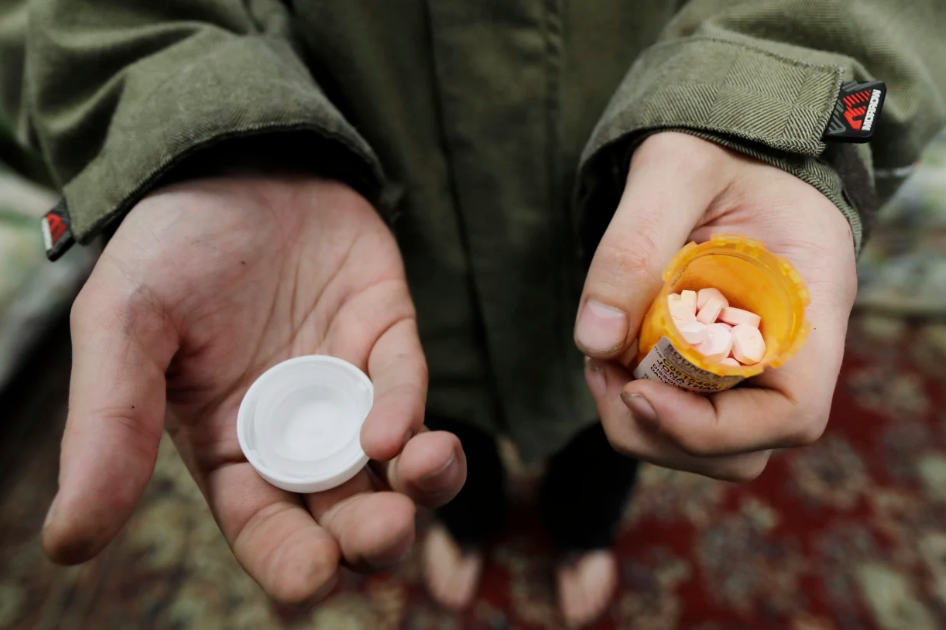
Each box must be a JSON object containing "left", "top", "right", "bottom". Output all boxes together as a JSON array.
[
  {"left": 576, "top": 132, "right": 857, "bottom": 481},
  {"left": 632, "top": 234, "right": 809, "bottom": 393}
]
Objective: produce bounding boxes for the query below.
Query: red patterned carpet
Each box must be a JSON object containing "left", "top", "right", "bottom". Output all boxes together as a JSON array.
[{"left": 2, "top": 314, "right": 946, "bottom": 630}]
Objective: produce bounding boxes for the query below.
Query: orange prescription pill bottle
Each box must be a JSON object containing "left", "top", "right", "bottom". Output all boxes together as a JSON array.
[{"left": 631, "top": 234, "right": 810, "bottom": 393}]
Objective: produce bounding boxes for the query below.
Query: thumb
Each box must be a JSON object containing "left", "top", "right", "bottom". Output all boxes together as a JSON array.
[
  {"left": 44, "top": 266, "right": 177, "bottom": 564},
  {"left": 574, "top": 133, "right": 730, "bottom": 359}
]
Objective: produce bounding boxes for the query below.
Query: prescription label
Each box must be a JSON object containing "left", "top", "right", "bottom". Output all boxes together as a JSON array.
[{"left": 632, "top": 337, "right": 743, "bottom": 393}]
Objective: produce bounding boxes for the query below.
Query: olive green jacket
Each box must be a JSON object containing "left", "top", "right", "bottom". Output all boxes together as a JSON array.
[{"left": 1, "top": 0, "right": 944, "bottom": 460}]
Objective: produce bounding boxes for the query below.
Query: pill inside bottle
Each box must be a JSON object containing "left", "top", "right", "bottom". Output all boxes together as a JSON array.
[
  {"left": 632, "top": 234, "right": 809, "bottom": 393},
  {"left": 667, "top": 289, "right": 764, "bottom": 366}
]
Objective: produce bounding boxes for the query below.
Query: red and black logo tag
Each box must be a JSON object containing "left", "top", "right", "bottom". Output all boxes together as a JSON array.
[
  {"left": 823, "top": 80, "right": 886, "bottom": 143},
  {"left": 41, "top": 200, "right": 75, "bottom": 261}
]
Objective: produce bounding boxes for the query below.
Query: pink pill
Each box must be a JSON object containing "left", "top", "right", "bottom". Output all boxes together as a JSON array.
[
  {"left": 675, "top": 321, "right": 707, "bottom": 345},
  {"left": 707, "top": 322, "right": 733, "bottom": 335},
  {"left": 695, "top": 323, "right": 733, "bottom": 362},
  {"left": 697, "top": 288, "right": 729, "bottom": 309},
  {"left": 720, "top": 357, "right": 741, "bottom": 367},
  {"left": 681, "top": 290, "right": 697, "bottom": 307},
  {"left": 669, "top": 298, "right": 696, "bottom": 323},
  {"left": 731, "top": 324, "right": 766, "bottom": 364},
  {"left": 696, "top": 296, "right": 725, "bottom": 324},
  {"left": 719, "top": 307, "right": 761, "bottom": 328}
]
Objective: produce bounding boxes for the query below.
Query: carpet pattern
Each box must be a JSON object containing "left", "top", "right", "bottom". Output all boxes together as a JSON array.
[{"left": 2, "top": 313, "right": 946, "bottom": 630}]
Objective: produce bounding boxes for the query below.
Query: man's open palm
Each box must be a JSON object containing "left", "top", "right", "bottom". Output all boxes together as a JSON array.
[{"left": 44, "top": 175, "right": 466, "bottom": 601}]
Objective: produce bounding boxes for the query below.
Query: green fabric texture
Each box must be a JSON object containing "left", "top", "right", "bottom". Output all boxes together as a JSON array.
[
  {"left": 0, "top": 2, "right": 48, "bottom": 186},
  {"left": 4, "top": 0, "right": 385, "bottom": 240},
  {"left": 1, "top": 0, "right": 944, "bottom": 460},
  {"left": 579, "top": 0, "right": 946, "bottom": 254}
]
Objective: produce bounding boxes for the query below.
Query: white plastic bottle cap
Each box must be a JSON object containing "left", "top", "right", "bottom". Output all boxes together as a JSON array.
[{"left": 237, "top": 355, "right": 374, "bottom": 494}]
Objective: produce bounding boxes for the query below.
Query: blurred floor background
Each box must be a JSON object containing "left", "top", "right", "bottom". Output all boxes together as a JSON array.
[{"left": 0, "top": 133, "right": 945, "bottom": 630}]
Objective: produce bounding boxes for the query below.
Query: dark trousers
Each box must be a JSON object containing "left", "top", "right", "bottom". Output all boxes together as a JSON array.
[{"left": 426, "top": 417, "right": 640, "bottom": 551}]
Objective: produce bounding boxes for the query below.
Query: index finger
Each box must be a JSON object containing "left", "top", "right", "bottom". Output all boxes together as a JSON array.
[
  {"left": 359, "top": 316, "right": 428, "bottom": 460},
  {"left": 359, "top": 317, "right": 465, "bottom": 507}
]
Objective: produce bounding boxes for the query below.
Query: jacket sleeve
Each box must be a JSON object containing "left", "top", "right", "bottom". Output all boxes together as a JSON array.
[
  {"left": 0, "top": 0, "right": 385, "bottom": 245},
  {"left": 0, "top": 2, "right": 48, "bottom": 184},
  {"left": 577, "top": 0, "right": 946, "bottom": 253}
]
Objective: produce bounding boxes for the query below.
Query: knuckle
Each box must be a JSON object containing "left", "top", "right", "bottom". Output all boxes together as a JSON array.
[
  {"left": 675, "top": 437, "right": 716, "bottom": 458},
  {"left": 99, "top": 406, "right": 161, "bottom": 445},
  {"left": 743, "top": 453, "right": 770, "bottom": 481},
  {"left": 790, "top": 406, "right": 830, "bottom": 447},
  {"left": 633, "top": 132, "right": 724, "bottom": 178},
  {"left": 414, "top": 360, "right": 429, "bottom": 390},
  {"left": 69, "top": 283, "right": 99, "bottom": 332},
  {"left": 713, "top": 455, "right": 769, "bottom": 483},
  {"left": 600, "top": 420, "right": 637, "bottom": 459},
  {"left": 793, "top": 425, "right": 824, "bottom": 448},
  {"left": 70, "top": 289, "right": 120, "bottom": 342},
  {"left": 666, "top": 423, "right": 718, "bottom": 457},
  {"left": 270, "top": 552, "right": 338, "bottom": 604},
  {"left": 69, "top": 293, "right": 88, "bottom": 333},
  {"left": 728, "top": 465, "right": 763, "bottom": 483},
  {"left": 598, "top": 236, "right": 661, "bottom": 289},
  {"left": 71, "top": 280, "right": 167, "bottom": 343}
]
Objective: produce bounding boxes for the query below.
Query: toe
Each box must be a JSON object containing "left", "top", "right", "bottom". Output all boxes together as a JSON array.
[
  {"left": 458, "top": 555, "right": 483, "bottom": 605},
  {"left": 558, "top": 551, "right": 618, "bottom": 628},
  {"left": 422, "top": 525, "right": 483, "bottom": 611},
  {"left": 557, "top": 566, "right": 580, "bottom": 627}
]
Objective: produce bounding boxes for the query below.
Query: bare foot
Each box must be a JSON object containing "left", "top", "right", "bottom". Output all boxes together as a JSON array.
[
  {"left": 422, "top": 524, "right": 484, "bottom": 610},
  {"left": 556, "top": 550, "right": 618, "bottom": 628}
]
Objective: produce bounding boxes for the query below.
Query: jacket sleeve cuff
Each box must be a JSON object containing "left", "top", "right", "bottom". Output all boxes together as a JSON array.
[
  {"left": 577, "top": 37, "right": 870, "bottom": 252},
  {"left": 60, "top": 35, "right": 385, "bottom": 244},
  {"left": 666, "top": 129, "right": 870, "bottom": 252}
]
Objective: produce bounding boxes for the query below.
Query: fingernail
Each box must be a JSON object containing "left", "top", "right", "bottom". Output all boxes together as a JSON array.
[
  {"left": 417, "top": 453, "right": 456, "bottom": 492},
  {"left": 622, "top": 392, "right": 659, "bottom": 430},
  {"left": 584, "top": 357, "right": 607, "bottom": 399},
  {"left": 43, "top": 495, "right": 59, "bottom": 530},
  {"left": 576, "top": 300, "right": 628, "bottom": 354}
]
